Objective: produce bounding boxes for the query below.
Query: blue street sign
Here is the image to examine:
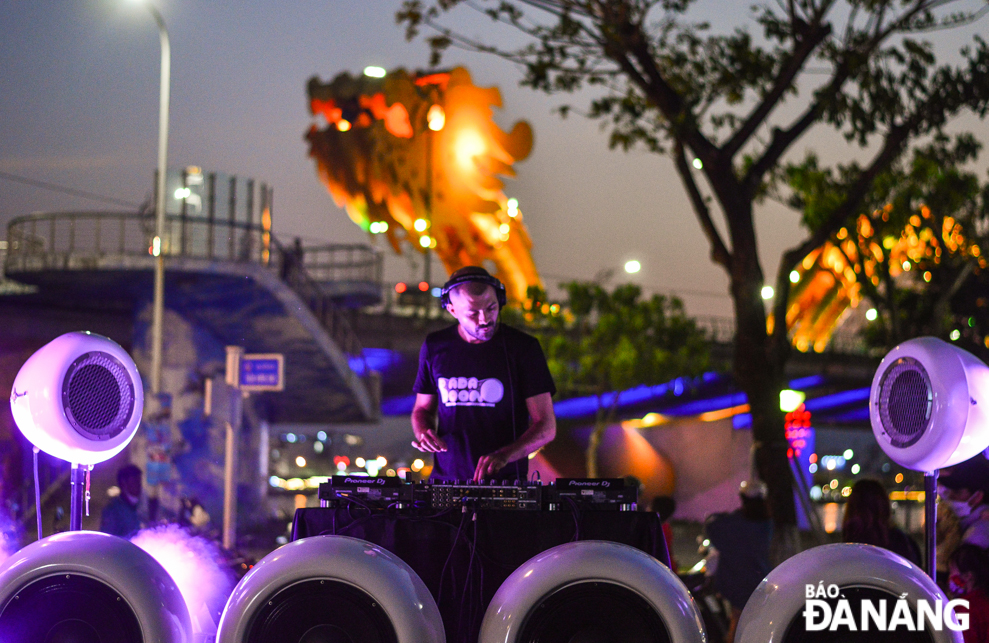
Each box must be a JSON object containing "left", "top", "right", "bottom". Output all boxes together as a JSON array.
[{"left": 239, "top": 354, "right": 284, "bottom": 391}]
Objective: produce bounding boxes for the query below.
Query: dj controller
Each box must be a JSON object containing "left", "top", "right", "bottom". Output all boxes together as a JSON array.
[{"left": 317, "top": 476, "right": 638, "bottom": 512}]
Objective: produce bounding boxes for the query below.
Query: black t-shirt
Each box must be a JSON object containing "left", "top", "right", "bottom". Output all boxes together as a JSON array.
[{"left": 413, "top": 323, "right": 556, "bottom": 481}]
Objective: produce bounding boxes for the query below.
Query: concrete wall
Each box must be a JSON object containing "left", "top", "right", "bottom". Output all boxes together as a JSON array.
[{"left": 577, "top": 417, "right": 753, "bottom": 521}]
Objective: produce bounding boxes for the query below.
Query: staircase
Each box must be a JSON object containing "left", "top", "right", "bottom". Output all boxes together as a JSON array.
[{"left": 3, "top": 210, "right": 383, "bottom": 423}]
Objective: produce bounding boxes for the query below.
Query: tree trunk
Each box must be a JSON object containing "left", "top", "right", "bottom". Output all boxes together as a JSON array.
[
  {"left": 586, "top": 421, "right": 605, "bottom": 478},
  {"left": 586, "top": 393, "right": 620, "bottom": 478},
  {"left": 682, "top": 153, "right": 798, "bottom": 558},
  {"left": 725, "top": 205, "right": 798, "bottom": 562}
]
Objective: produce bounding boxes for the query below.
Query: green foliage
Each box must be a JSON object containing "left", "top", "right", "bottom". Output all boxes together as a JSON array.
[
  {"left": 504, "top": 281, "right": 713, "bottom": 477},
  {"left": 506, "top": 282, "right": 713, "bottom": 400},
  {"left": 787, "top": 133, "right": 989, "bottom": 354}
]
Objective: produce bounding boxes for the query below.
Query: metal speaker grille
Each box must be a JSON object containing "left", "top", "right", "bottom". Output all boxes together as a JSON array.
[
  {"left": 877, "top": 357, "right": 933, "bottom": 448},
  {"left": 519, "top": 581, "right": 672, "bottom": 643},
  {"left": 0, "top": 574, "right": 143, "bottom": 643},
  {"left": 247, "top": 579, "right": 398, "bottom": 643},
  {"left": 62, "top": 351, "right": 135, "bottom": 441}
]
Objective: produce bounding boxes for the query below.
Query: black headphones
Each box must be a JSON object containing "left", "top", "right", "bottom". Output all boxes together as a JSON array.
[{"left": 440, "top": 266, "right": 507, "bottom": 308}]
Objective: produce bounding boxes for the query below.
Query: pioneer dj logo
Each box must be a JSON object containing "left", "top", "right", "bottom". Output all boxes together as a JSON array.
[
  {"left": 344, "top": 477, "right": 384, "bottom": 485},
  {"left": 568, "top": 480, "right": 610, "bottom": 488},
  {"left": 438, "top": 376, "right": 504, "bottom": 407}
]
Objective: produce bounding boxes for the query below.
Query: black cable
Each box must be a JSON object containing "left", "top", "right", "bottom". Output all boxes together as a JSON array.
[
  {"left": 458, "top": 511, "right": 479, "bottom": 641},
  {"left": 0, "top": 170, "right": 142, "bottom": 209},
  {"left": 437, "top": 507, "right": 470, "bottom": 607},
  {"left": 564, "top": 495, "right": 581, "bottom": 541},
  {"left": 343, "top": 495, "right": 376, "bottom": 520},
  {"left": 471, "top": 511, "right": 485, "bottom": 638}
]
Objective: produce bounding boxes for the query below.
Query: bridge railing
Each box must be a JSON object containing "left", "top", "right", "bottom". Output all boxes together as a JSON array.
[
  {"left": 4, "top": 210, "right": 274, "bottom": 270},
  {"left": 694, "top": 314, "right": 868, "bottom": 355},
  {"left": 267, "top": 236, "right": 368, "bottom": 360},
  {"left": 4, "top": 211, "right": 373, "bottom": 367},
  {"left": 298, "top": 243, "right": 383, "bottom": 286}
]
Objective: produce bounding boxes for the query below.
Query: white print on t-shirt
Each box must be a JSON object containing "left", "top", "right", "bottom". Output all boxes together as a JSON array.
[{"left": 438, "top": 376, "right": 505, "bottom": 407}]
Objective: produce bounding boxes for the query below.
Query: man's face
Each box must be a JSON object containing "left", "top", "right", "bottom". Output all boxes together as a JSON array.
[
  {"left": 447, "top": 285, "right": 500, "bottom": 343},
  {"left": 120, "top": 474, "right": 142, "bottom": 502}
]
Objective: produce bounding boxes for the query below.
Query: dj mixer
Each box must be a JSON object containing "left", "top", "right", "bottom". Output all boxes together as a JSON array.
[{"left": 317, "top": 477, "right": 637, "bottom": 511}]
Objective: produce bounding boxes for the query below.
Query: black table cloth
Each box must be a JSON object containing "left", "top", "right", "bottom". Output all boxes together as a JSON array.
[{"left": 292, "top": 507, "right": 670, "bottom": 643}]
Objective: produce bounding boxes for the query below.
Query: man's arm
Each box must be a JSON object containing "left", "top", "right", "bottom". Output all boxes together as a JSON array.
[
  {"left": 474, "top": 391, "right": 556, "bottom": 481},
  {"left": 411, "top": 393, "right": 447, "bottom": 452}
]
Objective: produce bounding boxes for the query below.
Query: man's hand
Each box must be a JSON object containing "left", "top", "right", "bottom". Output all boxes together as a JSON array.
[
  {"left": 412, "top": 428, "right": 447, "bottom": 453},
  {"left": 411, "top": 394, "right": 445, "bottom": 452},
  {"left": 474, "top": 449, "right": 510, "bottom": 482},
  {"left": 471, "top": 393, "right": 556, "bottom": 481}
]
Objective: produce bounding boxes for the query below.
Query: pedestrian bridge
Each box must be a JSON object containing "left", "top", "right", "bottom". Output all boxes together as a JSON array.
[{"left": 3, "top": 210, "right": 383, "bottom": 423}]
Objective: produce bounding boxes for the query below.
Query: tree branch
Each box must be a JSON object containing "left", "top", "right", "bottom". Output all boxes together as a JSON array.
[
  {"left": 743, "top": 0, "right": 946, "bottom": 192},
  {"left": 673, "top": 140, "right": 732, "bottom": 268},
  {"left": 770, "top": 260, "right": 792, "bottom": 364},
  {"left": 933, "top": 260, "right": 975, "bottom": 334},
  {"left": 778, "top": 119, "right": 917, "bottom": 287},
  {"left": 723, "top": 16, "right": 832, "bottom": 159},
  {"left": 602, "top": 7, "right": 719, "bottom": 161}
]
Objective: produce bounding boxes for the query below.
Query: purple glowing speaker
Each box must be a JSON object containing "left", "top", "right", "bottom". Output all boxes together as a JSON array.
[
  {"left": 870, "top": 337, "right": 989, "bottom": 471},
  {"left": 0, "top": 531, "right": 192, "bottom": 643},
  {"left": 10, "top": 331, "right": 143, "bottom": 465},
  {"left": 216, "top": 535, "right": 444, "bottom": 643},
  {"left": 479, "top": 541, "right": 705, "bottom": 643}
]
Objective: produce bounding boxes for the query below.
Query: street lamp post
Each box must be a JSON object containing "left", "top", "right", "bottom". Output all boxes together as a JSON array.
[{"left": 142, "top": 2, "right": 170, "bottom": 395}]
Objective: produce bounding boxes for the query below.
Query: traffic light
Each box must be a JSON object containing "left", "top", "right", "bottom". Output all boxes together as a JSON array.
[
  {"left": 784, "top": 403, "right": 812, "bottom": 459},
  {"left": 394, "top": 282, "right": 436, "bottom": 307}
]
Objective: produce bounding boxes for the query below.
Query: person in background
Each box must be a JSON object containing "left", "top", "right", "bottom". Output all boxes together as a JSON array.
[
  {"left": 939, "top": 501, "right": 964, "bottom": 586},
  {"left": 280, "top": 237, "right": 304, "bottom": 285},
  {"left": 940, "top": 457, "right": 989, "bottom": 549},
  {"left": 178, "top": 496, "right": 213, "bottom": 536},
  {"left": 99, "top": 465, "right": 145, "bottom": 538},
  {"left": 842, "top": 478, "right": 922, "bottom": 566},
  {"left": 949, "top": 544, "right": 989, "bottom": 643},
  {"left": 144, "top": 393, "right": 175, "bottom": 523},
  {"left": 705, "top": 480, "right": 773, "bottom": 643},
  {"left": 650, "top": 496, "right": 679, "bottom": 572}
]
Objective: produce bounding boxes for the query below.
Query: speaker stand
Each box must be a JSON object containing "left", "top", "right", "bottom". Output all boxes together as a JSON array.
[
  {"left": 924, "top": 469, "right": 938, "bottom": 580},
  {"left": 70, "top": 463, "right": 85, "bottom": 531}
]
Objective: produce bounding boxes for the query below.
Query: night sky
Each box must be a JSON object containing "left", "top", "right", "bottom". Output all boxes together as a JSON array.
[{"left": 2, "top": 1, "right": 985, "bottom": 317}]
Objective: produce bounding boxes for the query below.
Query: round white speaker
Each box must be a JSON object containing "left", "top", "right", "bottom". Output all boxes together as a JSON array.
[
  {"left": 736, "top": 543, "right": 961, "bottom": 643},
  {"left": 0, "top": 531, "right": 192, "bottom": 643},
  {"left": 478, "top": 540, "right": 705, "bottom": 643},
  {"left": 216, "top": 535, "right": 445, "bottom": 643},
  {"left": 10, "top": 331, "right": 144, "bottom": 465},
  {"left": 870, "top": 336, "right": 989, "bottom": 472}
]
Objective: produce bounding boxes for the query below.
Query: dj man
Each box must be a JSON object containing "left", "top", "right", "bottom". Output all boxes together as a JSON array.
[{"left": 412, "top": 266, "right": 557, "bottom": 482}]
